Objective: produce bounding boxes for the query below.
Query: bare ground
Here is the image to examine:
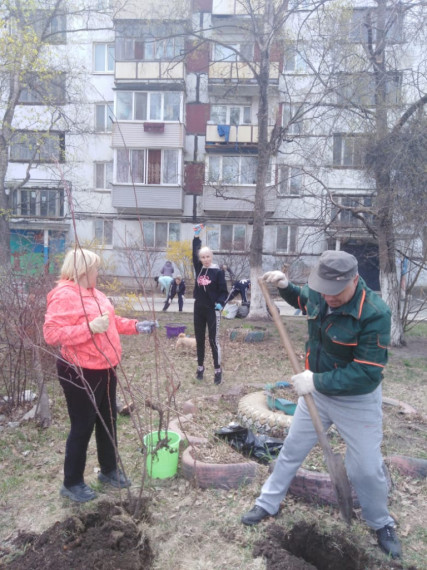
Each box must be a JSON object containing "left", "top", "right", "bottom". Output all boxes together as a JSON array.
[{"left": 0, "top": 313, "right": 426, "bottom": 569}]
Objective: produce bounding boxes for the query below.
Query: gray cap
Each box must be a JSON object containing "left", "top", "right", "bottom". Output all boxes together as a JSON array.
[{"left": 308, "top": 250, "right": 358, "bottom": 295}]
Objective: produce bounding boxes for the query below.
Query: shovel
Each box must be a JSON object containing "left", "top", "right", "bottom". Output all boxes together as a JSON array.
[{"left": 258, "top": 278, "right": 353, "bottom": 525}]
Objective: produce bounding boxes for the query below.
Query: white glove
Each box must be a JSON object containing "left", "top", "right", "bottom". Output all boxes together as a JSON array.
[
  {"left": 262, "top": 270, "right": 289, "bottom": 288},
  {"left": 89, "top": 313, "right": 109, "bottom": 334},
  {"left": 136, "top": 320, "right": 159, "bottom": 334},
  {"left": 292, "top": 370, "right": 315, "bottom": 396}
]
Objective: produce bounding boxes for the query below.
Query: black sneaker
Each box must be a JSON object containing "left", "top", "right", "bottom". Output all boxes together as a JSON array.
[
  {"left": 241, "top": 505, "right": 272, "bottom": 526},
  {"left": 376, "top": 525, "right": 402, "bottom": 559},
  {"left": 60, "top": 483, "right": 97, "bottom": 503},
  {"left": 196, "top": 366, "right": 204, "bottom": 380},
  {"left": 98, "top": 469, "right": 131, "bottom": 489},
  {"left": 214, "top": 368, "right": 222, "bottom": 385}
]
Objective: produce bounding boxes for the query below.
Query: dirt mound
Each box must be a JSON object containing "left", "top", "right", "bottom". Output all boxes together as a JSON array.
[
  {"left": 4, "top": 500, "right": 154, "bottom": 570},
  {"left": 253, "top": 522, "right": 413, "bottom": 570}
]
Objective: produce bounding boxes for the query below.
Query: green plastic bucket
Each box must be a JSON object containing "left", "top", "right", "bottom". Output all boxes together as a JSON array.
[{"left": 143, "top": 430, "right": 181, "bottom": 479}]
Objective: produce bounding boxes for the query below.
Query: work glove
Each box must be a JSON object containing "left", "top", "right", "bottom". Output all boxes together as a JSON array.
[
  {"left": 262, "top": 270, "right": 289, "bottom": 289},
  {"left": 292, "top": 370, "right": 315, "bottom": 396},
  {"left": 215, "top": 303, "right": 223, "bottom": 311},
  {"left": 136, "top": 320, "right": 159, "bottom": 334},
  {"left": 193, "top": 223, "right": 204, "bottom": 237},
  {"left": 89, "top": 313, "right": 109, "bottom": 334}
]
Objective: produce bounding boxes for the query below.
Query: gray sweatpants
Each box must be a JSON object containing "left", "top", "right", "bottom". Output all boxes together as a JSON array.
[{"left": 255, "top": 385, "right": 394, "bottom": 530}]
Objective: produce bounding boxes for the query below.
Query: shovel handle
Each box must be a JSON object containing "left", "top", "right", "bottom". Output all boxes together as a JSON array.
[{"left": 258, "top": 278, "right": 331, "bottom": 450}]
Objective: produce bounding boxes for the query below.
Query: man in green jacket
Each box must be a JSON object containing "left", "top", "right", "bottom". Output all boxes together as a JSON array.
[{"left": 241, "top": 250, "right": 401, "bottom": 559}]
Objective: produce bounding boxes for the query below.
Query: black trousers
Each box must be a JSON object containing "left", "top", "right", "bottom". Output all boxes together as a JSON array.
[
  {"left": 193, "top": 302, "right": 221, "bottom": 369},
  {"left": 57, "top": 360, "right": 118, "bottom": 487}
]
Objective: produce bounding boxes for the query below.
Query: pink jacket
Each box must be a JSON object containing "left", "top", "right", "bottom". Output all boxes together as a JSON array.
[{"left": 43, "top": 280, "right": 138, "bottom": 369}]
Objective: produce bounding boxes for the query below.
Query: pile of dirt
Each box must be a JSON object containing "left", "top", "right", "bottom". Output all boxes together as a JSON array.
[
  {"left": 253, "top": 522, "right": 414, "bottom": 570},
  {"left": 4, "top": 500, "right": 154, "bottom": 570}
]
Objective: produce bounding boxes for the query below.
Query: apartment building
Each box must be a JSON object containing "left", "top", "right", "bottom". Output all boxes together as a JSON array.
[{"left": 4, "top": 0, "right": 425, "bottom": 289}]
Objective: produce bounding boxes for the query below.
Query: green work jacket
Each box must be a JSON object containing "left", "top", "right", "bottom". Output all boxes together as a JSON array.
[{"left": 280, "top": 277, "right": 391, "bottom": 396}]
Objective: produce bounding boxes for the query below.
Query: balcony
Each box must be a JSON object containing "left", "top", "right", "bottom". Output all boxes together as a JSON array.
[
  {"left": 111, "top": 122, "right": 185, "bottom": 149},
  {"left": 209, "top": 61, "right": 279, "bottom": 82},
  {"left": 203, "top": 184, "right": 276, "bottom": 216},
  {"left": 206, "top": 124, "right": 275, "bottom": 148},
  {"left": 111, "top": 184, "right": 184, "bottom": 214},
  {"left": 115, "top": 61, "right": 185, "bottom": 82}
]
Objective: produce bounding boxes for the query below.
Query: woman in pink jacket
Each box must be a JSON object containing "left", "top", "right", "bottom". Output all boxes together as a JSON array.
[{"left": 44, "top": 248, "right": 154, "bottom": 503}]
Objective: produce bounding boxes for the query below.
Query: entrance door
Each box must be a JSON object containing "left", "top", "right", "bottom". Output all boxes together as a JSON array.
[{"left": 342, "top": 242, "right": 380, "bottom": 291}]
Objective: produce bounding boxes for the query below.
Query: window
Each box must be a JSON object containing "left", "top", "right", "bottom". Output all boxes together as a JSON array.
[
  {"left": 288, "top": 0, "right": 311, "bottom": 9},
  {"left": 12, "top": 188, "right": 64, "bottom": 217},
  {"left": 10, "top": 131, "right": 65, "bottom": 163},
  {"left": 208, "top": 155, "right": 258, "bottom": 185},
  {"left": 331, "top": 195, "right": 374, "bottom": 226},
  {"left": 278, "top": 166, "right": 303, "bottom": 195},
  {"left": 212, "top": 43, "right": 253, "bottom": 62},
  {"left": 94, "top": 162, "right": 113, "bottom": 189},
  {"left": 94, "top": 219, "right": 113, "bottom": 245},
  {"left": 115, "top": 36, "right": 184, "bottom": 61},
  {"left": 19, "top": 72, "right": 66, "bottom": 105},
  {"left": 94, "top": 43, "right": 115, "bottom": 72},
  {"left": 349, "top": 8, "right": 403, "bottom": 44},
  {"left": 336, "top": 72, "right": 402, "bottom": 106},
  {"left": 210, "top": 105, "right": 251, "bottom": 125},
  {"left": 116, "top": 91, "right": 181, "bottom": 121},
  {"left": 277, "top": 225, "right": 297, "bottom": 252},
  {"left": 283, "top": 45, "right": 307, "bottom": 73},
  {"left": 142, "top": 221, "right": 180, "bottom": 248},
  {"left": 333, "top": 134, "right": 366, "bottom": 167},
  {"left": 33, "top": 10, "right": 67, "bottom": 44},
  {"left": 282, "top": 104, "right": 304, "bottom": 134},
  {"left": 206, "top": 224, "right": 247, "bottom": 252},
  {"left": 117, "top": 149, "right": 180, "bottom": 185},
  {"left": 95, "top": 102, "right": 114, "bottom": 132}
]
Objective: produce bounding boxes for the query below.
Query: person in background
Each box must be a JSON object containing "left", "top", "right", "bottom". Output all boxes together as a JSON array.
[
  {"left": 163, "top": 275, "right": 186, "bottom": 312},
  {"left": 241, "top": 250, "right": 401, "bottom": 560},
  {"left": 225, "top": 279, "right": 251, "bottom": 305},
  {"left": 193, "top": 224, "right": 228, "bottom": 384},
  {"left": 155, "top": 275, "right": 174, "bottom": 300},
  {"left": 161, "top": 260, "right": 174, "bottom": 277},
  {"left": 44, "top": 248, "right": 156, "bottom": 503}
]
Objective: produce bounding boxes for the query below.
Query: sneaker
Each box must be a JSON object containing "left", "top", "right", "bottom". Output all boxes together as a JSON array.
[
  {"left": 98, "top": 469, "right": 131, "bottom": 489},
  {"left": 376, "top": 525, "right": 402, "bottom": 559},
  {"left": 214, "top": 368, "right": 222, "bottom": 385},
  {"left": 196, "top": 366, "right": 204, "bottom": 380},
  {"left": 241, "top": 505, "right": 272, "bottom": 526},
  {"left": 60, "top": 483, "right": 97, "bottom": 503}
]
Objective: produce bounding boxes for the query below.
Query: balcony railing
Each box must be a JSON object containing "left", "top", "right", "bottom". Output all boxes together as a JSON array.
[
  {"left": 206, "top": 123, "right": 275, "bottom": 145},
  {"left": 209, "top": 61, "right": 279, "bottom": 81},
  {"left": 112, "top": 184, "right": 183, "bottom": 213},
  {"left": 203, "top": 184, "right": 276, "bottom": 215},
  {"left": 115, "top": 61, "right": 185, "bottom": 81}
]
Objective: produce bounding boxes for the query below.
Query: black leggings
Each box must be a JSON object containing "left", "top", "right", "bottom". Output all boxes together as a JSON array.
[
  {"left": 57, "top": 360, "right": 118, "bottom": 487},
  {"left": 193, "top": 302, "right": 221, "bottom": 369}
]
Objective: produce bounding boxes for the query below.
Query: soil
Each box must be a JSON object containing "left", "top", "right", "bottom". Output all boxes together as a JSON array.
[{"left": 0, "top": 312, "right": 426, "bottom": 569}]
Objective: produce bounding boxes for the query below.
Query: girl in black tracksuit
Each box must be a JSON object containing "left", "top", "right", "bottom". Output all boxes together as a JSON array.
[{"left": 193, "top": 232, "right": 228, "bottom": 384}]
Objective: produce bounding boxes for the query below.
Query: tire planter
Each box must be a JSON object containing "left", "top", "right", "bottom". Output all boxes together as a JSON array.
[
  {"left": 387, "top": 455, "right": 427, "bottom": 478},
  {"left": 181, "top": 446, "right": 257, "bottom": 490},
  {"left": 238, "top": 391, "right": 293, "bottom": 437},
  {"left": 288, "top": 467, "right": 360, "bottom": 508},
  {"left": 168, "top": 415, "right": 207, "bottom": 445}
]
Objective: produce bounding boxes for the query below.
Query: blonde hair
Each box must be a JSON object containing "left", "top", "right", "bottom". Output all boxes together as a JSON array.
[
  {"left": 60, "top": 248, "right": 101, "bottom": 282},
  {"left": 198, "top": 246, "right": 213, "bottom": 258}
]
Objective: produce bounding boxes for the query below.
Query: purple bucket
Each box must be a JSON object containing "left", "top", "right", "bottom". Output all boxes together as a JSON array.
[{"left": 166, "top": 324, "right": 187, "bottom": 339}]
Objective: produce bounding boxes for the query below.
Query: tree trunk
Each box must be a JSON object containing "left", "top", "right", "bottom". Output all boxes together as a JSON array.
[{"left": 33, "top": 346, "right": 52, "bottom": 428}]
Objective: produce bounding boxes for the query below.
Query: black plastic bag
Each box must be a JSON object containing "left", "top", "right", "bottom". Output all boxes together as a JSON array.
[{"left": 215, "top": 423, "right": 283, "bottom": 464}]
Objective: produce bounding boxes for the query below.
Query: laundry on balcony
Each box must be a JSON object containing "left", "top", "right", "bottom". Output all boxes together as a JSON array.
[{"left": 217, "top": 124, "right": 230, "bottom": 143}]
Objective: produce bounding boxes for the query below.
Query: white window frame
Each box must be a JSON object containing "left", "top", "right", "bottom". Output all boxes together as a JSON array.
[
  {"left": 207, "top": 155, "right": 260, "bottom": 185},
  {"left": 116, "top": 149, "right": 181, "bottom": 185},
  {"left": 333, "top": 134, "right": 366, "bottom": 168},
  {"left": 95, "top": 102, "right": 113, "bottom": 132},
  {"left": 94, "top": 162, "right": 113, "bottom": 190},
  {"left": 282, "top": 104, "right": 304, "bottom": 135},
  {"left": 276, "top": 225, "right": 298, "bottom": 253},
  {"left": 278, "top": 166, "right": 303, "bottom": 196},
  {"left": 10, "top": 131, "right": 64, "bottom": 163},
  {"left": 94, "top": 219, "right": 113, "bottom": 246},
  {"left": 206, "top": 224, "right": 247, "bottom": 252},
  {"left": 12, "top": 188, "right": 64, "bottom": 218},
  {"left": 283, "top": 45, "right": 307, "bottom": 73},
  {"left": 94, "top": 43, "right": 115, "bottom": 72},
  {"left": 210, "top": 105, "right": 252, "bottom": 125},
  {"left": 212, "top": 42, "right": 253, "bottom": 62},
  {"left": 116, "top": 91, "right": 182, "bottom": 122},
  {"left": 142, "top": 221, "right": 181, "bottom": 248}
]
